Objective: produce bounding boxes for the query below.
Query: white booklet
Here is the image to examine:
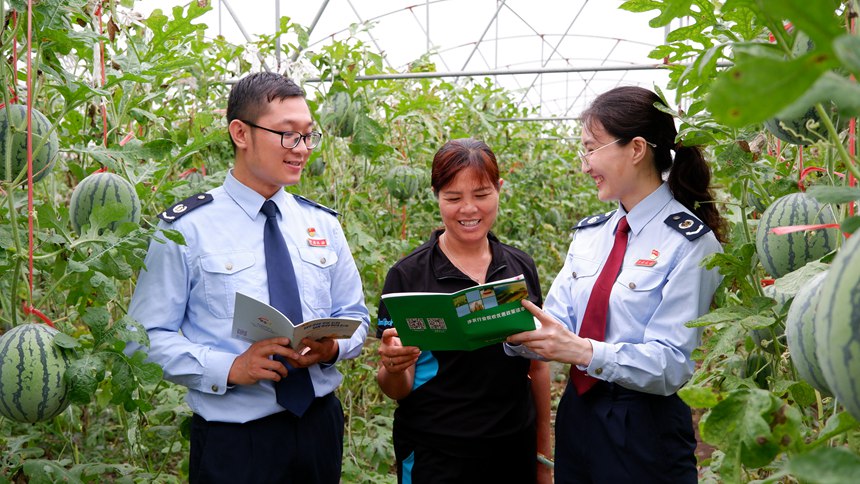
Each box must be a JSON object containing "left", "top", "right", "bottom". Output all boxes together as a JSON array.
[{"left": 231, "top": 292, "right": 362, "bottom": 351}]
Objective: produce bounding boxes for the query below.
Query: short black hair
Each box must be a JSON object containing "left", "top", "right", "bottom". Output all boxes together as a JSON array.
[{"left": 226, "top": 72, "right": 305, "bottom": 124}]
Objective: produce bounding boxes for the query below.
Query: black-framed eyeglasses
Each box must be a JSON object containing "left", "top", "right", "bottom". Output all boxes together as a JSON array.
[{"left": 240, "top": 119, "right": 323, "bottom": 149}]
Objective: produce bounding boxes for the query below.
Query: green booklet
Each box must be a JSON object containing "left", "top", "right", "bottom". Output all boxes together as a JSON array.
[{"left": 380, "top": 275, "right": 535, "bottom": 351}]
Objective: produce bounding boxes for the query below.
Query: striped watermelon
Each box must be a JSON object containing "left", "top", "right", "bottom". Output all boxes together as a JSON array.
[
  {"left": 0, "top": 104, "right": 60, "bottom": 183},
  {"left": 386, "top": 165, "right": 421, "bottom": 201},
  {"left": 70, "top": 172, "right": 141, "bottom": 235},
  {"left": 785, "top": 271, "right": 831, "bottom": 394},
  {"left": 0, "top": 324, "right": 72, "bottom": 423},
  {"left": 815, "top": 234, "right": 860, "bottom": 419},
  {"left": 755, "top": 193, "right": 838, "bottom": 277}
]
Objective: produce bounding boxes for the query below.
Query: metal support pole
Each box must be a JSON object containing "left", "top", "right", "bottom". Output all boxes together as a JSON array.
[
  {"left": 461, "top": 0, "right": 507, "bottom": 71},
  {"left": 301, "top": 63, "right": 726, "bottom": 83},
  {"left": 221, "top": 0, "right": 271, "bottom": 71},
  {"left": 275, "top": 0, "right": 281, "bottom": 70},
  {"left": 291, "top": 0, "right": 330, "bottom": 62}
]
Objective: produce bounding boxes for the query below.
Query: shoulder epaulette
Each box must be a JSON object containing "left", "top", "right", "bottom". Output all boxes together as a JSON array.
[
  {"left": 664, "top": 212, "right": 711, "bottom": 241},
  {"left": 294, "top": 194, "right": 339, "bottom": 217},
  {"left": 574, "top": 210, "right": 617, "bottom": 230},
  {"left": 158, "top": 193, "right": 213, "bottom": 223}
]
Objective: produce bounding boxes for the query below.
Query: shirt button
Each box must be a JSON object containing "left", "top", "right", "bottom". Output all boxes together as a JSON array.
[
  {"left": 594, "top": 368, "right": 603, "bottom": 375},
  {"left": 211, "top": 384, "right": 219, "bottom": 392},
  {"left": 225, "top": 262, "right": 233, "bottom": 271},
  {"left": 572, "top": 272, "right": 578, "bottom": 278},
  {"left": 320, "top": 257, "right": 326, "bottom": 264},
  {"left": 672, "top": 215, "right": 681, "bottom": 220},
  {"left": 197, "top": 195, "right": 206, "bottom": 200},
  {"left": 628, "top": 282, "right": 637, "bottom": 289}
]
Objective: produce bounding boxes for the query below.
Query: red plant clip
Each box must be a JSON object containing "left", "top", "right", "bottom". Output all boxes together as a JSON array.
[{"left": 22, "top": 303, "right": 55, "bottom": 327}]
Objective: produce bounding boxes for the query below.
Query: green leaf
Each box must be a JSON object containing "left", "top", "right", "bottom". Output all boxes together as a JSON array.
[
  {"left": 678, "top": 385, "right": 720, "bottom": 408},
  {"left": 686, "top": 305, "right": 753, "bottom": 327},
  {"left": 841, "top": 216, "right": 860, "bottom": 235},
  {"left": 52, "top": 332, "right": 80, "bottom": 350},
  {"left": 700, "top": 388, "right": 782, "bottom": 469},
  {"left": 22, "top": 460, "right": 82, "bottom": 484},
  {"left": 708, "top": 51, "right": 839, "bottom": 127},
  {"left": 787, "top": 381, "right": 816, "bottom": 407},
  {"left": 788, "top": 446, "right": 860, "bottom": 484},
  {"left": 763, "top": 0, "right": 844, "bottom": 52},
  {"left": 814, "top": 411, "right": 859, "bottom": 444},
  {"left": 776, "top": 72, "right": 860, "bottom": 119},
  {"left": 65, "top": 355, "right": 106, "bottom": 405},
  {"left": 739, "top": 314, "right": 775, "bottom": 330},
  {"left": 806, "top": 185, "right": 860, "bottom": 204},
  {"left": 157, "top": 228, "right": 186, "bottom": 246},
  {"left": 82, "top": 306, "right": 111, "bottom": 344},
  {"left": 833, "top": 33, "right": 860, "bottom": 76}
]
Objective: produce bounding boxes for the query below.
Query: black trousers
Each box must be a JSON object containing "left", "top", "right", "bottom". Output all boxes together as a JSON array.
[
  {"left": 393, "top": 421, "right": 538, "bottom": 484},
  {"left": 554, "top": 380, "right": 697, "bottom": 484},
  {"left": 190, "top": 393, "right": 344, "bottom": 484}
]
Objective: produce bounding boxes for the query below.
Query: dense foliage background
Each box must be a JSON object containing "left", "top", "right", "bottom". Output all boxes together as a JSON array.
[{"left": 1, "top": 0, "right": 859, "bottom": 482}]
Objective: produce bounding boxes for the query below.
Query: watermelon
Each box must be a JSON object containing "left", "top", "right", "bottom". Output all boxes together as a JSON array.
[
  {"left": 385, "top": 165, "right": 421, "bottom": 202},
  {"left": 755, "top": 193, "right": 838, "bottom": 277},
  {"left": 321, "top": 91, "right": 357, "bottom": 138},
  {"left": 70, "top": 172, "right": 141, "bottom": 235},
  {"left": 815, "top": 234, "right": 860, "bottom": 419},
  {"left": 785, "top": 271, "right": 830, "bottom": 394},
  {"left": 0, "top": 324, "right": 72, "bottom": 423},
  {"left": 0, "top": 104, "right": 60, "bottom": 183}
]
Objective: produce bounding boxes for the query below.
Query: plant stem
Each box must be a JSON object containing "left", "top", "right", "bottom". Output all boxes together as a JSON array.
[{"left": 816, "top": 103, "right": 860, "bottom": 179}]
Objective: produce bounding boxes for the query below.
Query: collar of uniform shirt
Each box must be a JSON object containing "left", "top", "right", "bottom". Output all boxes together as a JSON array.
[{"left": 617, "top": 182, "right": 673, "bottom": 235}]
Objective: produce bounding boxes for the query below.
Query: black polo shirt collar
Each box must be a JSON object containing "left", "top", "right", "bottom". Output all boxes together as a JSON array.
[{"left": 428, "top": 229, "right": 508, "bottom": 282}]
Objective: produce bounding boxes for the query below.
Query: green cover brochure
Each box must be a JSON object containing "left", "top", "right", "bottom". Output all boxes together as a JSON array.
[{"left": 381, "top": 275, "right": 535, "bottom": 351}]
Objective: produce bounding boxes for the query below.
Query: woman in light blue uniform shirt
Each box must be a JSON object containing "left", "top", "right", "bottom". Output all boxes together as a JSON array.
[{"left": 509, "top": 86, "right": 725, "bottom": 483}]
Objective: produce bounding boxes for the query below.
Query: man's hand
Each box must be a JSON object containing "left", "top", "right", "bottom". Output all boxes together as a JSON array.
[
  {"left": 228, "top": 337, "right": 299, "bottom": 385},
  {"left": 507, "top": 300, "right": 593, "bottom": 365},
  {"left": 287, "top": 337, "right": 340, "bottom": 368}
]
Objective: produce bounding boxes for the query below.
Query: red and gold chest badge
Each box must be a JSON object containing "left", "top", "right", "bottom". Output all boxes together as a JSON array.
[
  {"left": 306, "top": 227, "right": 328, "bottom": 247},
  {"left": 635, "top": 249, "right": 660, "bottom": 267}
]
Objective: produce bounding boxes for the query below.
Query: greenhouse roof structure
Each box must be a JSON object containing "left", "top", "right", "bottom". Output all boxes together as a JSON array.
[{"left": 138, "top": 0, "right": 673, "bottom": 120}]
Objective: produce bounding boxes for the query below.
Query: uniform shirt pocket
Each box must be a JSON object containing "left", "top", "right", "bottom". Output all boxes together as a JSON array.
[
  {"left": 568, "top": 255, "right": 600, "bottom": 282},
  {"left": 298, "top": 247, "right": 338, "bottom": 310},
  {"left": 615, "top": 267, "right": 666, "bottom": 316},
  {"left": 200, "top": 252, "right": 256, "bottom": 318}
]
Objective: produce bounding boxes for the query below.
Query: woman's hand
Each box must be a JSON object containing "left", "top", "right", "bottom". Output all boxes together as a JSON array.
[
  {"left": 507, "top": 300, "right": 593, "bottom": 366},
  {"left": 378, "top": 328, "right": 420, "bottom": 373}
]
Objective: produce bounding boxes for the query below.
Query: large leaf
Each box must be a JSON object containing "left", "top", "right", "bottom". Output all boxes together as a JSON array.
[
  {"left": 708, "top": 51, "right": 839, "bottom": 126},
  {"left": 788, "top": 446, "right": 860, "bottom": 484}
]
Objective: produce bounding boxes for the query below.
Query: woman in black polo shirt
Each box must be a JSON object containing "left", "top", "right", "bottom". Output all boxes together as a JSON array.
[{"left": 376, "top": 138, "right": 552, "bottom": 484}]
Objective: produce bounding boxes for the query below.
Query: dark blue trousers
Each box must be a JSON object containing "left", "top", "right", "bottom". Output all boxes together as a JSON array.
[
  {"left": 555, "top": 380, "right": 697, "bottom": 484},
  {"left": 190, "top": 393, "right": 343, "bottom": 484}
]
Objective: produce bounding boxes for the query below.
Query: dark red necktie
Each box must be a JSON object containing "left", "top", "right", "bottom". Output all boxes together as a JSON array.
[{"left": 570, "top": 216, "right": 630, "bottom": 395}]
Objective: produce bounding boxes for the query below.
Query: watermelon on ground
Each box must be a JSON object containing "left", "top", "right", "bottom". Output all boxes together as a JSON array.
[
  {"left": 755, "top": 192, "right": 839, "bottom": 277},
  {"left": 786, "top": 271, "right": 830, "bottom": 395},
  {"left": 815, "top": 234, "right": 860, "bottom": 420},
  {"left": 69, "top": 172, "right": 142, "bottom": 235},
  {"left": 0, "top": 104, "right": 60, "bottom": 183},
  {"left": 0, "top": 324, "right": 72, "bottom": 423}
]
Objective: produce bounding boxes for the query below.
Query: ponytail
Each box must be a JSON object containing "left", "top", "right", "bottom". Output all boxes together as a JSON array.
[{"left": 668, "top": 144, "right": 726, "bottom": 243}]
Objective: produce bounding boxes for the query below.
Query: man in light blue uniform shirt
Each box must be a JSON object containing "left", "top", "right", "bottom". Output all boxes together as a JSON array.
[{"left": 128, "top": 72, "right": 369, "bottom": 483}]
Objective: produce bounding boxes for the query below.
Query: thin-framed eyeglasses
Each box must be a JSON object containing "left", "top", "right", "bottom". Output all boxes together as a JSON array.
[
  {"left": 578, "top": 138, "right": 621, "bottom": 164},
  {"left": 578, "top": 138, "right": 657, "bottom": 164},
  {"left": 240, "top": 119, "right": 323, "bottom": 149}
]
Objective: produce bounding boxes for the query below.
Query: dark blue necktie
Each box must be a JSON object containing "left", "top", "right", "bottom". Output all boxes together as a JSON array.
[{"left": 261, "top": 200, "right": 314, "bottom": 417}]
